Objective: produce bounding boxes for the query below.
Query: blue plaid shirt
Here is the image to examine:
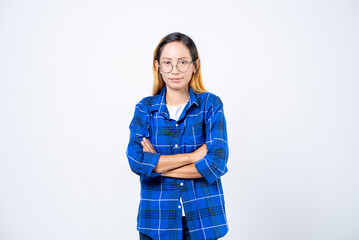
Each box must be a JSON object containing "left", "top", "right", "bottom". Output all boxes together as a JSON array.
[{"left": 126, "top": 85, "right": 229, "bottom": 239}]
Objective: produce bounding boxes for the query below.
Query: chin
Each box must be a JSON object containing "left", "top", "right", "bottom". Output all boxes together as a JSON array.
[{"left": 166, "top": 83, "right": 190, "bottom": 90}]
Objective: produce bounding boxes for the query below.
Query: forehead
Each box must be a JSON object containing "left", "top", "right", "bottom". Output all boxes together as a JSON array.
[{"left": 160, "top": 41, "right": 191, "bottom": 60}]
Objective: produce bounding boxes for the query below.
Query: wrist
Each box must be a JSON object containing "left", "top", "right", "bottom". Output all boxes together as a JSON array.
[{"left": 187, "top": 153, "right": 195, "bottom": 163}]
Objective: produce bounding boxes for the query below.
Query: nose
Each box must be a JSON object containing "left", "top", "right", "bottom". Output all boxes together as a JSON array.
[{"left": 171, "top": 65, "right": 180, "bottom": 74}]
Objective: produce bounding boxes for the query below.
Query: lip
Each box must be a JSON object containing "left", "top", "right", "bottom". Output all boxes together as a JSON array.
[{"left": 169, "top": 78, "right": 183, "bottom": 82}]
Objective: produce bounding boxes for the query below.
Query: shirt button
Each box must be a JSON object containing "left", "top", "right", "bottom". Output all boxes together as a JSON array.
[
  {"left": 180, "top": 182, "right": 183, "bottom": 186},
  {"left": 175, "top": 144, "right": 178, "bottom": 148},
  {"left": 178, "top": 205, "right": 181, "bottom": 209},
  {"left": 175, "top": 123, "right": 178, "bottom": 127}
]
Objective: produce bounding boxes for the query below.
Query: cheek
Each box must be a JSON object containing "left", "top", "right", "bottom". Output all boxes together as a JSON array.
[
  {"left": 160, "top": 73, "right": 169, "bottom": 81},
  {"left": 184, "top": 72, "right": 194, "bottom": 81}
]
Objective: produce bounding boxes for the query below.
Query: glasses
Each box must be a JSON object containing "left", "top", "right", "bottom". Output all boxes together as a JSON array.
[{"left": 159, "top": 59, "right": 195, "bottom": 73}]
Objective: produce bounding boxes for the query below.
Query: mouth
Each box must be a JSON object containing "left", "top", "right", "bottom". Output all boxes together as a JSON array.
[{"left": 169, "top": 77, "right": 183, "bottom": 82}]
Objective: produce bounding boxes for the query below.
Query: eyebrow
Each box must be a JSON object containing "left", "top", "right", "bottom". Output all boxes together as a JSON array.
[{"left": 161, "top": 57, "right": 189, "bottom": 60}]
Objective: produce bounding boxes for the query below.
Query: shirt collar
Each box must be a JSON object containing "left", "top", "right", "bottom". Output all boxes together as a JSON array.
[{"left": 148, "top": 85, "right": 199, "bottom": 115}]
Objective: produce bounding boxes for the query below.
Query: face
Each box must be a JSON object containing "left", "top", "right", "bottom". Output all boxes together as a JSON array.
[{"left": 155, "top": 41, "right": 198, "bottom": 92}]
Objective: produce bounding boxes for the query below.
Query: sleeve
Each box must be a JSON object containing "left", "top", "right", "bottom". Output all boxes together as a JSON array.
[
  {"left": 195, "top": 95, "right": 229, "bottom": 184},
  {"left": 126, "top": 98, "right": 161, "bottom": 177}
]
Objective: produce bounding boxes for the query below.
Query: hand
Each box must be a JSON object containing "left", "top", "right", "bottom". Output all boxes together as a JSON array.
[
  {"left": 190, "top": 144, "right": 207, "bottom": 163},
  {"left": 141, "top": 137, "right": 157, "bottom": 153}
]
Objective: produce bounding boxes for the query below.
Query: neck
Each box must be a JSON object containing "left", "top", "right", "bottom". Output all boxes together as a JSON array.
[{"left": 165, "top": 86, "right": 190, "bottom": 106}]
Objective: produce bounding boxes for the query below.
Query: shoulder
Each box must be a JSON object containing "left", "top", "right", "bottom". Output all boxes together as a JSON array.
[
  {"left": 195, "top": 91, "right": 224, "bottom": 108},
  {"left": 135, "top": 94, "right": 160, "bottom": 113}
]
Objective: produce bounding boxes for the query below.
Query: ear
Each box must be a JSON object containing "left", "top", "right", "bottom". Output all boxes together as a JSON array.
[{"left": 194, "top": 59, "right": 200, "bottom": 73}]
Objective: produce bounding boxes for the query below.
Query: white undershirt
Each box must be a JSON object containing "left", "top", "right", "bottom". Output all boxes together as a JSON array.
[
  {"left": 166, "top": 103, "right": 186, "bottom": 121},
  {"left": 166, "top": 103, "right": 187, "bottom": 216}
]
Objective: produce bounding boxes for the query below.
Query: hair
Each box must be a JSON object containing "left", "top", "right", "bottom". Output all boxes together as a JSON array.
[{"left": 152, "top": 32, "right": 207, "bottom": 96}]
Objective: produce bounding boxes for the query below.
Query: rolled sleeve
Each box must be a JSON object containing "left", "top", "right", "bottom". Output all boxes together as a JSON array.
[
  {"left": 195, "top": 96, "right": 229, "bottom": 184},
  {"left": 126, "top": 99, "right": 161, "bottom": 178}
]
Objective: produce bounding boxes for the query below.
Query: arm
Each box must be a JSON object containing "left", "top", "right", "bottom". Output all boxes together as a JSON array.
[
  {"left": 194, "top": 95, "right": 229, "bottom": 184},
  {"left": 161, "top": 163, "right": 203, "bottom": 179},
  {"left": 154, "top": 154, "right": 193, "bottom": 173},
  {"left": 141, "top": 137, "right": 207, "bottom": 174},
  {"left": 126, "top": 99, "right": 162, "bottom": 177},
  {"left": 127, "top": 98, "right": 208, "bottom": 178}
]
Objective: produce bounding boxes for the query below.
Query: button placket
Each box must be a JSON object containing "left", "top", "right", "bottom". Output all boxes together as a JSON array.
[
  {"left": 174, "top": 122, "right": 179, "bottom": 148},
  {"left": 170, "top": 120, "right": 180, "bottom": 153},
  {"left": 179, "top": 181, "right": 185, "bottom": 215}
]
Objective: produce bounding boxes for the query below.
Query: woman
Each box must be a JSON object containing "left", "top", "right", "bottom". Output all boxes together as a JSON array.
[{"left": 126, "top": 32, "right": 229, "bottom": 240}]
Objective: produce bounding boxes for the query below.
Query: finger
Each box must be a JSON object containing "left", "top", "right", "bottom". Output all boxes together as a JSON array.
[
  {"left": 142, "top": 138, "right": 151, "bottom": 149},
  {"left": 141, "top": 140, "right": 151, "bottom": 152},
  {"left": 148, "top": 142, "right": 156, "bottom": 153},
  {"left": 143, "top": 139, "right": 155, "bottom": 153},
  {"left": 141, "top": 141, "right": 147, "bottom": 151},
  {"left": 144, "top": 138, "right": 156, "bottom": 153}
]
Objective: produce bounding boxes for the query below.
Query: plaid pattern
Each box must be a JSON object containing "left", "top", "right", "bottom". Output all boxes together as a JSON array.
[{"left": 126, "top": 85, "right": 229, "bottom": 240}]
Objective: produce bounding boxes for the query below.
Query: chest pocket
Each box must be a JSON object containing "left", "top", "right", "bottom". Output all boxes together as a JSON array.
[{"left": 183, "top": 121, "right": 206, "bottom": 147}]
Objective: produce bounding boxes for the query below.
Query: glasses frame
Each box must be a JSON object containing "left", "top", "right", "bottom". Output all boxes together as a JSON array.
[{"left": 159, "top": 59, "right": 196, "bottom": 74}]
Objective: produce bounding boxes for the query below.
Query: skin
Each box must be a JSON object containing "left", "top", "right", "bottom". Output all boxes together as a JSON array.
[
  {"left": 142, "top": 137, "right": 207, "bottom": 178},
  {"left": 154, "top": 41, "right": 200, "bottom": 106},
  {"left": 141, "top": 41, "right": 206, "bottom": 179}
]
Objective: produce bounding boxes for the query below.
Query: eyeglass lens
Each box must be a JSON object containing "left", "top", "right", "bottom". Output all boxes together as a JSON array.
[{"left": 160, "top": 60, "right": 192, "bottom": 73}]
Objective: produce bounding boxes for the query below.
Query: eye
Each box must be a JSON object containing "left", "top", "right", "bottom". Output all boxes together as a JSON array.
[
  {"left": 179, "top": 60, "right": 187, "bottom": 65},
  {"left": 162, "top": 61, "right": 171, "bottom": 65}
]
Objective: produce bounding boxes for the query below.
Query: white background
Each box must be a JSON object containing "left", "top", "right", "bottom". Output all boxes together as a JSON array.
[{"left": 0, "top": 0, "right": 358, "bottom": 239}]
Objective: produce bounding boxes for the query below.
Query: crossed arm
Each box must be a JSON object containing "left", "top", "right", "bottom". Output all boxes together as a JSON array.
[{"left": 141, "top": 137, "right": 206, "bottom": 179}]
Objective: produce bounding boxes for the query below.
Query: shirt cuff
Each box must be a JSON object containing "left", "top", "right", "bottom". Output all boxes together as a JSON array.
[
  {"left": 195, "top": 158, "right": 218, "bottom": 184},
  {"left": 142, "top": 152, "right": 161, "bottom": 177}
]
